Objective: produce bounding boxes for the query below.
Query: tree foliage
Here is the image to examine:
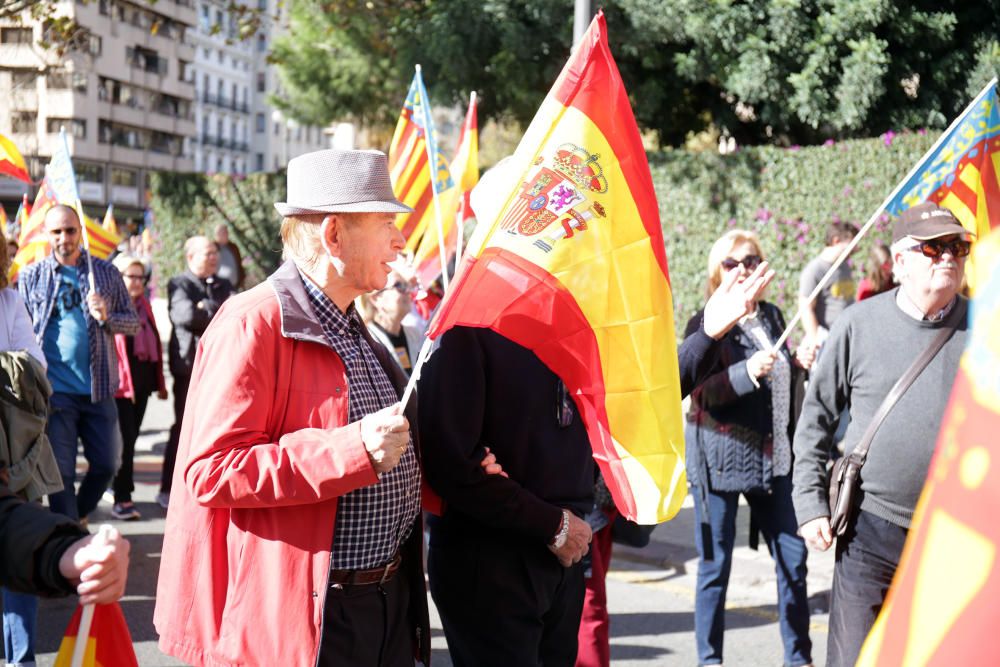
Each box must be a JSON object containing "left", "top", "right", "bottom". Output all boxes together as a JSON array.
[
  {"left": 271, "top": 0, "right": 999, "bottom": 146},
  {"left": 148, "top": 172, "right": 286, "bottom": 288}
]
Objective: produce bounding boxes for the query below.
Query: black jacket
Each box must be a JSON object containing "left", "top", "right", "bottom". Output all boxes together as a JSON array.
[
  {"left": 167, "top": 271, "right": 233, "bottom": 378},
  {"left": 683, "top": 302, "right": 805, "bottom": 494},
  {"left": 418, "top": 327, "right": 594, "bottom": 546},
  {"left": 0, "top": 486, "right": 87, "bottom": 596}
]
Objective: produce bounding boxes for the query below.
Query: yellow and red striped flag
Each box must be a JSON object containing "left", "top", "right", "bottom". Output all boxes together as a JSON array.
[
  {"left": 413, "top": 93, "right": 479, "bottom": 287},
  {"left": 885, "top": 78, "right": 999, "bottom": 289},
  {"left": 387, "top": 69, "right": 455, "bottom": 253},
  {"left": 857, "top": 232, "right": 1000, "bottom": 666},
  {"left": 0, "top": 133, "right": 30, "bottom": 183},
  {"left": 9, "top": 180, "right": 59, "bottom": 281},
  {"left": 427, "top": 12, "right": 684, "bottom": 523},
  {"left": 53, "top": 603, "right": 138, "bottom": 667}
]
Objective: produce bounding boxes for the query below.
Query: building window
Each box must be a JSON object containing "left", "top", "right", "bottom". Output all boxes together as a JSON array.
[
  {"left": 75, "top": 161, "right": 104, "bottom": 185},
  {"left": 11, "top": 112, "right": 36, "bottom": 134},
  {"left": 255, "top": 153, "right": 263, "bottom": 171},
  {"left": 46, "top": 68, "right": 88, "bottom": 93},
  {"left": 46, "top": 118, "right": 86, "bottom": 139},
  {"left": 126, "top": 46, "right": 167, "bottom": 75},
  {"left": 178, "top": 59, "right": 191, "bottom": 82},
  {"left": 256, "top": 72, "right": 265, "bottom": 93},
  {"left": 111, "top": 167, "right": 138, "bottom": 187},
  {"left": 199, "top": 4, "right": 210, "bottom": 31},
  {"left": 11, "top": 69, "right": 37, "bottom": 90},
  {"left": 257, "top": 33, "right": 266, "bottom": 52},
  {"left": 0, "top": 28, "right": 33, "bottom": 45}
]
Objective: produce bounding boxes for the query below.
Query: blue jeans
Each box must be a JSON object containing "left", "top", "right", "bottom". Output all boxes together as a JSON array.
[
  {"left": 692, "top": 476, "right": 812, "bottom": 666},
  {"left": 2, "top": 587, "right": 36, "bottom": 665},
  {"left": 46, "top": 393, "right": 120, "bottom": 521},
  {"left": 827, "top": 510, "right": 907, "bottom": 667}
]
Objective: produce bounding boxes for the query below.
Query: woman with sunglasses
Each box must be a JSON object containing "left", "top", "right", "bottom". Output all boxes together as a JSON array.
[
  {"left": 683, "top": 229, "right": 816, "bottom": 667},
  {"left": 109, "top": 254, "right": 167, "bottom": 520}
]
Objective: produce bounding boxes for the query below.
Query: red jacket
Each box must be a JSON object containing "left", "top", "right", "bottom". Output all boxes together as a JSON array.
[{"left": 154, "top": 261, "right": 429, "bottom": 667}]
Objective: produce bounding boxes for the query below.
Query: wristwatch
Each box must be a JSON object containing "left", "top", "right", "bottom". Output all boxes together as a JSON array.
[{"left": 550, "top": 509, "right": 570, "bottom": 549}]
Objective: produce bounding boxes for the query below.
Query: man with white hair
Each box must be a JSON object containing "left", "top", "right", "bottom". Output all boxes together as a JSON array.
[
  {"left": 792, "top": 201, "right": 973, "bottom": 667},
  {"left": 155, "top": 149, "right": 489, "bottom": 666}
]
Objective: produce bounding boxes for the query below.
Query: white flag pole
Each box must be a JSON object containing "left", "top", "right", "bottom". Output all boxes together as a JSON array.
[
  {"left": 414, "top": 65, "right": 451, "bottom": 291},
  {"left": 400, "top": 335, "right": 435, "bottom": 409},
  {"left": 70, "top": 525, "right": 114, "bottom": 667},
  {"left": 770, "top": 77, "right": 999, "bottom": 353}
]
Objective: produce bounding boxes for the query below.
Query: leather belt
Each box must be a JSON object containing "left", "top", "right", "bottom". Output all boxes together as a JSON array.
[{"left": 329, "top": 552, "right": 402, "bottom": 586}]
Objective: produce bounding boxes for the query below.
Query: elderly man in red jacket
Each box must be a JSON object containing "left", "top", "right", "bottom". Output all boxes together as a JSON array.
[{"left": 154, "top": 149, "right": 452, "bottom": 666}]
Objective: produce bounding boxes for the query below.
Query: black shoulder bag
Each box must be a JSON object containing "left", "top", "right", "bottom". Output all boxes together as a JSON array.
[{"left": 828, "top": 305, "right": 962, "bottom": 537}]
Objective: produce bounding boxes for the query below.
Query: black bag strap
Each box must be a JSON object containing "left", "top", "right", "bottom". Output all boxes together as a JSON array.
[{"left": 849, "top": 301, "right": 963, "bottom": 468}]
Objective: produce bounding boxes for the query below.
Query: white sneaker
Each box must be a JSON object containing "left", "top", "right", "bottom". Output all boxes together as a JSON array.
[
  {"left": 102, "top": 489, "right": 116, "bottom": 504},
  {"left": 155, "top": 492, "right": 170, "bottom": 509}
]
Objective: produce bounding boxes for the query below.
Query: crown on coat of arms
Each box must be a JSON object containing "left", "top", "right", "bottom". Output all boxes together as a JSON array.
[{"left": 552, "top": 144, "right": 608, "bottom": 194}]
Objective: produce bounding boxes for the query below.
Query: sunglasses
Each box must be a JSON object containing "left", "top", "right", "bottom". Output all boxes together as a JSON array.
[
  {"left": 720, "top": 255, "right": 762, "bottom": 271},
  {"left": 907, "top": 239, "right": 971, "bottom": 259}
]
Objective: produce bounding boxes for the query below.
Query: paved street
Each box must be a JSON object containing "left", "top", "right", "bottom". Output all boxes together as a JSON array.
[{"left": 32, "top": 300, "right": 834, "bottom": 665}]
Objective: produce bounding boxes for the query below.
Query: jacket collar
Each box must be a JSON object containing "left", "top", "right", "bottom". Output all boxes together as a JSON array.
[{"left": 267, "top": 260, "right": 330, "bottom": 347}]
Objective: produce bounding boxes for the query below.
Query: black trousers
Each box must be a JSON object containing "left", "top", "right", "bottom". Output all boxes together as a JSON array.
[
  {"left": 428, "top": 534, "right": 585, "bottom": 667},
  {"left": 318, "top": 568, "right": 413, "bottom": 667},
  {"left": 112, "top": 393, "right": 151, "bottom": 503},
  {"left": 827, "top": 509, "right": 908, "bottom": 667},
  {"left": 160, "top": 374, "right": 190, "bottom": 494}
]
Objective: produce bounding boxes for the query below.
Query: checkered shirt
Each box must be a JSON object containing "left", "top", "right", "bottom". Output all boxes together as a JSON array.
[{"left": 300, "top": 274, "right": 421, "bottom": 569}]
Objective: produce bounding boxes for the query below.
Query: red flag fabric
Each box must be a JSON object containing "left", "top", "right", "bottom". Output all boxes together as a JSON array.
[
  {"left": 427, "top": 12, "right": 684, "bottom": 523},
  {"left": 53, "top": 603, "right": 138, "bottom": 667}
]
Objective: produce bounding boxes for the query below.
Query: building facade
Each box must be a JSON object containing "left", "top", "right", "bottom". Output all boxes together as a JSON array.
[{"left": 0, "top": 0, "right": 197, "bottom": 219}]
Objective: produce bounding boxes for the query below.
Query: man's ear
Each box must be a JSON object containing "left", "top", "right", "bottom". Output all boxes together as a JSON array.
[{"left": 320, "top": 214, "right": 341, "bottom": 257}]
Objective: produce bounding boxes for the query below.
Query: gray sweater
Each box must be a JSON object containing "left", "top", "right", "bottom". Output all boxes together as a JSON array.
[{"left": 792, "top": 289, "right": 968, "bottom": 529}]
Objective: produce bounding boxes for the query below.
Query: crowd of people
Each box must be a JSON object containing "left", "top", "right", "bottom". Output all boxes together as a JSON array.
[{"left": 0, "top": 147, "right": 975, "bottom": 667}]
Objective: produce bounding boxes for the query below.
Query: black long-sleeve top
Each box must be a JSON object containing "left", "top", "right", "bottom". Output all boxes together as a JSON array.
[{"left": 0, "top": 490, "right": 87, "bottom": 596}]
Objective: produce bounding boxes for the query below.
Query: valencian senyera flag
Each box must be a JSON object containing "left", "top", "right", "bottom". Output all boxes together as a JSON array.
[
  {"left": 427, "top": 12, "right": 683, "bottom": 523},
  {"left": 54, "top": 603, "right": 138, "bottom": 667},
  {"left": 413, "top": 93, "right": 479, "bottom": 287},
  {"left": 0, "top": 132, "right": 31, "bottom": 183},
  {"left": 886, "top": 77, "right": 999, "bottom": 288},
  {"left": 857, "top": 232, "right": 1000, "bottom": 666},
  {"left": 8, "top": 131, "right": 120, "bottom": 282},
  {"left": 388, "top": 68, "right": 455, "bottom": 255}
]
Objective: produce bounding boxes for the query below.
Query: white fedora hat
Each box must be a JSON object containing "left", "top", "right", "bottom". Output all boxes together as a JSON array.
[{"left": 274, "top": 149, "right": 412, "bottom": 216}]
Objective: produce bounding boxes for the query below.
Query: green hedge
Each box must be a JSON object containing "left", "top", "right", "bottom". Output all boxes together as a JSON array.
[{"left": 651, "top": 131, "right": 936, "bottom": 338}]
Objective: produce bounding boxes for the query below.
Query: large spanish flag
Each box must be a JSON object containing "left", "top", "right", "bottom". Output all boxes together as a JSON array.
[
  {"left": 857, "top": 233, "right": 1000, "bottom": 666},
  {"left": 53, "top": 603, "right": 138, "bottom": 667},
  {"left": 427, "top": 12, "right": 683, "bottom": 523},
  {"left": 413, "top": 92, "right": 479, "bottom": 287},
  {"left": 0, "top": 133, "right": 30, "bottom": 183},
  {"left": 885, "top": 78, "right": 999, "bottom": 287},
  {"left": 387, "top": 68, "right": 455, "bottom": 253}
]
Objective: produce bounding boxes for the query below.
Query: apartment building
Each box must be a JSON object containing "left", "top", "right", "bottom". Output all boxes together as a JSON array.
[
  {"left": 246, "top": 0, "right": 331, "bottom": 173},
  {"left": 189, "top": 0, "right": 252, "bottom": 173},
  {"left": 0, "top": 0, "right": 196, "bottom": 219}
]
